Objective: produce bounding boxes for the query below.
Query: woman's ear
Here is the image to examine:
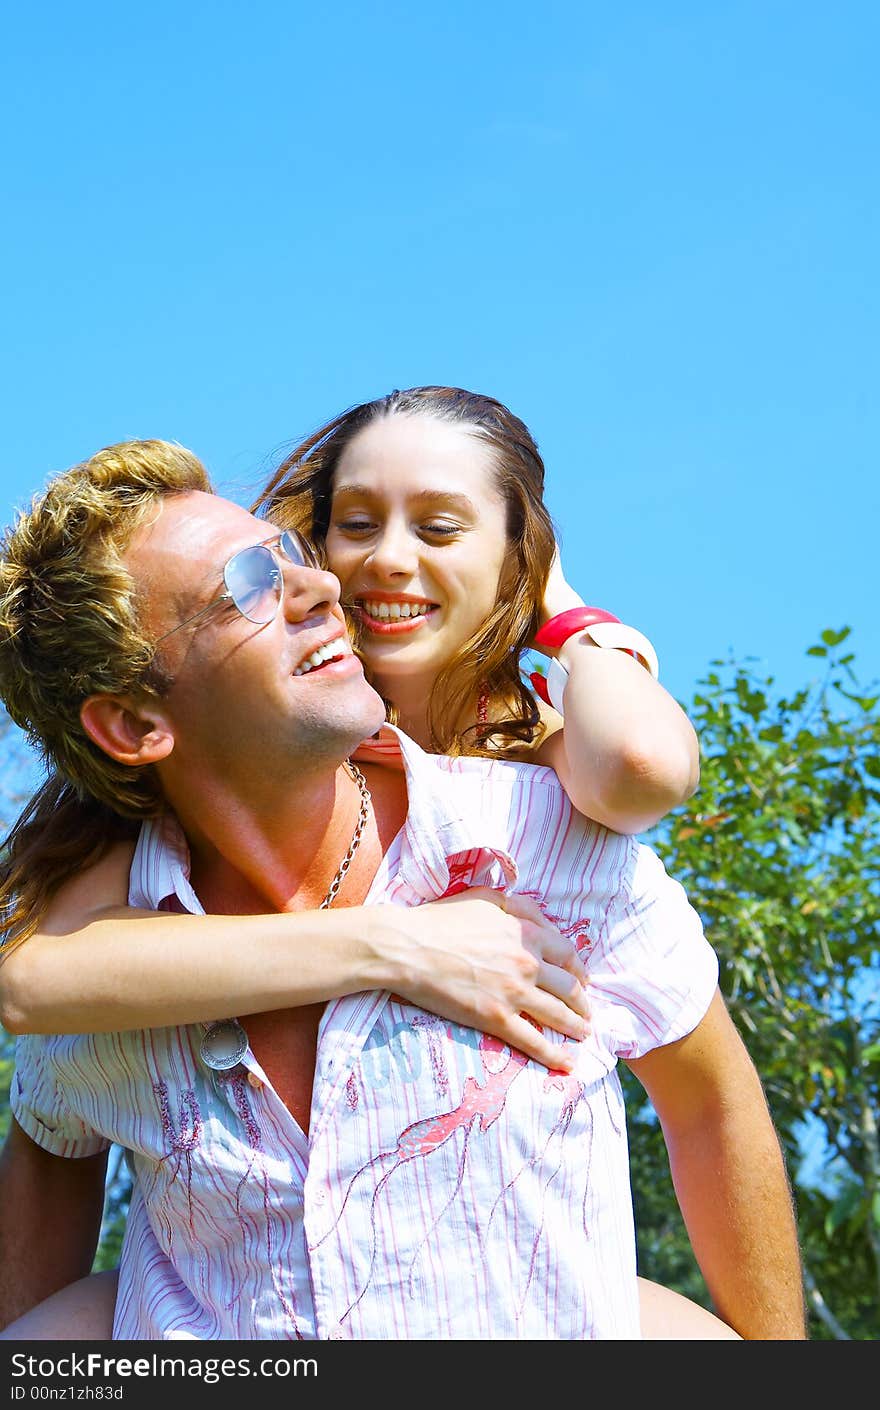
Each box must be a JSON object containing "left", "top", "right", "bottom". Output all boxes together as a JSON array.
[{"left": 80, "top": 694, "right": 175, "bottom": 767}]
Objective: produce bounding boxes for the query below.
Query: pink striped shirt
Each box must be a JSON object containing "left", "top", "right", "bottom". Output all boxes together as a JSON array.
[{"left": 12, "top": 727, "right": 718, "bottom": 1339}]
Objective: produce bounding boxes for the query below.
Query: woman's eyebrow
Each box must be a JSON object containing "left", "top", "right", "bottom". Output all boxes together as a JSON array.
[{"left": 332, "top": 484, "right": 478, "bottom": 514}]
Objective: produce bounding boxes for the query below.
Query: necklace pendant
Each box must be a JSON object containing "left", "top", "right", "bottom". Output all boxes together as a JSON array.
[{"left": 200, "top": 1019, "right": 249, "bottom": 1071}]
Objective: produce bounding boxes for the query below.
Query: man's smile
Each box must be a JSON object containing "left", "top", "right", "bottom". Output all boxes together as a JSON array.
[{"left": 292, "top": 633, "right": 352, "bottom": 676}]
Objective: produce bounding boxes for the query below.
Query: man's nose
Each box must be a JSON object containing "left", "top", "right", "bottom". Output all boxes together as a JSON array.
[{"left": 281, "top": 563, "right": 342, "bottom": 620}]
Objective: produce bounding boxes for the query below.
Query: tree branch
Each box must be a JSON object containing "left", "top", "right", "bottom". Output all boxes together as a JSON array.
[{"left": 802, "top": 1262, "right": 850, "bottom": 1340}]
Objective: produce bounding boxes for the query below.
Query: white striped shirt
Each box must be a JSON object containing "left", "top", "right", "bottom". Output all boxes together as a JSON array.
[{"left": 12, "top": 726, "right": 718, "bottom": 1339}]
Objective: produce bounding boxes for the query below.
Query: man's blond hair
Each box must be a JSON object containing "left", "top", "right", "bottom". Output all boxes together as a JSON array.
[{"left": 0, "top": 439, "right": 212, "bottom": 948}]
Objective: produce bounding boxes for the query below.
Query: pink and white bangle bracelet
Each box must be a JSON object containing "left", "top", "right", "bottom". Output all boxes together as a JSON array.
[{"left": 529, "top": 606, "right": 660, "bottom": 715}]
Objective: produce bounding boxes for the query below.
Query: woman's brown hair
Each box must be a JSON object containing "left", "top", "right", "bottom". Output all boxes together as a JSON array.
[{"left": 255, "top": 386, "right": 557, "bottom": 756}]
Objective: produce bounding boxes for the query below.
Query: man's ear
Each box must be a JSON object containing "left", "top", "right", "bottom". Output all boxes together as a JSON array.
[{"left": 80, "top": 694, "right": 175, "bottom": 767}]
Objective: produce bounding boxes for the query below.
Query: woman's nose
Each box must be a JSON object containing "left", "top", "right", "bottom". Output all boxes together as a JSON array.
[{"left": 364, "top": 523, "right": 418, "bottom": 577}]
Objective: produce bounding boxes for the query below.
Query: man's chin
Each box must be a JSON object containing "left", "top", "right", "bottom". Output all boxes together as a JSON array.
[
  {"left": 325, "top": 680, "right": 389, "bottom": 753},
  {"left": 361, "top": 685, "right": 391, "bottom": 740}
]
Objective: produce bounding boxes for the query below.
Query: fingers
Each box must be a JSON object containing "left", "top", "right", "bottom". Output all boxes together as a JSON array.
[
  {"left": 495, "top": 890, "right": 544, "bottom": 923},
  {"left": 438, "top": 887, "right": 588, "bottom": 987},
  {"left": 505, "top": 896, "right": 586, "bottom": 984},
  {"left": 416, "top": 887, "right": 592, "bottom": 1068},
  {"left": 541, "top": 545, "right": 586, "bottom": 621},
  {"left": 535, "top": 956, "right": 591, "bottom": 1022},
  {"left": 437, "top": 885, "right": 507, "bottom": 909},
  {"left": 501, "top": 1013, "right": 579, "bottom": 1072},
  {"left": 532, "top": 926, "right": 587, "bottom": 984},
  {"left": 515, "top": 954, "right": 590, "bottom": 1040}
]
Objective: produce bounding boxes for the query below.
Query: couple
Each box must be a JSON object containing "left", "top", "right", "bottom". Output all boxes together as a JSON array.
[{"left": 0, "top": 387, "right": 805, "bottom": 1338}]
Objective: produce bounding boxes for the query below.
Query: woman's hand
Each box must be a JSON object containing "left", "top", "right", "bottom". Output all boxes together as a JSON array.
[
  {"left": 373, "top": 887, "right": 590, "bottom": 1070},
  {"left": 537, "top": 542, "right": 585, "bottom": 639},
  {"left": 2, "top": 855, "right": 589, "bottom": 1073},
  {"left": 527, "top": 541, "right": 700, "bottom": 834}
]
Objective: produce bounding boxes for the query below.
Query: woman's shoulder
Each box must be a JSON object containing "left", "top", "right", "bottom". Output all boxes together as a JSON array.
[{"left": 39, "top": 840, "right": 138, "bottom": 934}]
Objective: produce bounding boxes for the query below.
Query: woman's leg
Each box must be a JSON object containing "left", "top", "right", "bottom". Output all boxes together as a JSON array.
[
  {"left": 0, "top": 1269, "right": 118, "bottom": 1341},
  {"left": 638, "top": 1275, "right": 742, "bottom": 1339},
  {"left": 0, "top": 1268, "right": 737, "bottom": 1341}
]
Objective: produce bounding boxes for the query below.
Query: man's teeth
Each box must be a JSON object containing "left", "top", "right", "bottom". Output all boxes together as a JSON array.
[
  {"left": 361, "top": 601, "right": 432, "bottom": 620},
  {"left": 294, "top": 640, "right": 347, "bottom": 676}
]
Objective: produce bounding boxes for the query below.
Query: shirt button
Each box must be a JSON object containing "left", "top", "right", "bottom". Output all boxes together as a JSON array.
[{"left": 247, "top": 1072, "right": 263, "bottom": 1090}]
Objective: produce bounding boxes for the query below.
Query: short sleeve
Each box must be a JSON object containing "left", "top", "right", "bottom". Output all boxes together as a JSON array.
[
  {"left": 588, "top": 841, "right": 719, "bottom": 1062},
  {"left": 10, "top": 1033, "right": 110, "bottom": 1159}
]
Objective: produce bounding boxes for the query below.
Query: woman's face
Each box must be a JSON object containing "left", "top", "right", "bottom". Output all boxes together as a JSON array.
[{"left": 325, "top": 413, "right": 510, "bottom": 691}]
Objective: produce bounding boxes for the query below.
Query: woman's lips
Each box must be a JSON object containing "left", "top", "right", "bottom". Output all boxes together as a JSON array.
[{"left": 352, "top": 603, "right": 436, "bottom": 636}]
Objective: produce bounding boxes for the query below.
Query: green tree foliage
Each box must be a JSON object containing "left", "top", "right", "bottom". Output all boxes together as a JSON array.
[{"left": 630, "top": 629, "right": 879, "bottom": 1340}]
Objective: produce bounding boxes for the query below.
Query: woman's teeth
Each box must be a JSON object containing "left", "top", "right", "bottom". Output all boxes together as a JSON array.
[
  {"left": 361, "top": 601, "right": 432, "bottom": 621},
  {"left": 294, "top": 640, "right": 347, "bottom": 676}
]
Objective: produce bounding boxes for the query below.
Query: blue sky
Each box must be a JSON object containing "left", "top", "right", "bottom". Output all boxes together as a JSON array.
[{"left": 1, "top": 0, "right": 877, "bottom": 717}]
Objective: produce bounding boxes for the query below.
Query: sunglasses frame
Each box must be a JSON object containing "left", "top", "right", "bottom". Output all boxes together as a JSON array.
[{"left": 154, "top": 529, "right": 319, "bottom": 645}]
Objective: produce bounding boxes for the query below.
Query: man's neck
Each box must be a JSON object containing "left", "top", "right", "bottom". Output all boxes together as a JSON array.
[{"left": 165, "top": 759, "right": 408, "bottom": 917}]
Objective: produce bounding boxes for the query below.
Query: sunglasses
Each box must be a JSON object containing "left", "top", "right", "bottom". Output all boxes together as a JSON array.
[{"left": 156, "top": 529, "right": 321, "bottom": 644}]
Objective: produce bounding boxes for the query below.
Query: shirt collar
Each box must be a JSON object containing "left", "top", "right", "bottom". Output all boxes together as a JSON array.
[
  {"left": 129, "top": 810, "right": 205, "bottom": 915},
  {"left": 354, "top": 724, "right": 519, "bottom": 900},
  {"left": 130, "top": 724, "right": 520, "bottom": 916}
]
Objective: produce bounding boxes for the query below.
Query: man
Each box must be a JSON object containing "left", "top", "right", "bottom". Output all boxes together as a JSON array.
[{"left": 0, "top": 440, "right": 806, "bottom": 1338}]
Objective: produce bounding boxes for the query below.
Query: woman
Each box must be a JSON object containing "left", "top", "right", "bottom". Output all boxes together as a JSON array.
[{"left": 0, "top": 387, "right": 736, "bottom": 1338}]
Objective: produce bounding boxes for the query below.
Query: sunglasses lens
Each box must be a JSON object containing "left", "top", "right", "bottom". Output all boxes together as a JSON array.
[
  {"left": 225, "top": 546, "right": 282, "bottom": 623},
  {"left": 280, "top": 529, "right": 318, "bottom": 568}
]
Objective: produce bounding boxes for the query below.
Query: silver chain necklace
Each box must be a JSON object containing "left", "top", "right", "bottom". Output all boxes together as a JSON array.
[{"left": 200, "top": 759, "right": 373, "bottom": 1072}]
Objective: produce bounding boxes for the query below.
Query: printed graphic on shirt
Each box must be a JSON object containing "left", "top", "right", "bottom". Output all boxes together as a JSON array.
[{"left": 318, "top": 1021, "right": 591, "bottom": 1329}]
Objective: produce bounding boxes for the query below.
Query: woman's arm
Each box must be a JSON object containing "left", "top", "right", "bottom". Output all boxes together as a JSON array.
[
  {"left": 0, "top": 844, "right": 589, "bottom": 1070},
  {"left": 532, "top": 553, "right": 700, "bottom": 834}
]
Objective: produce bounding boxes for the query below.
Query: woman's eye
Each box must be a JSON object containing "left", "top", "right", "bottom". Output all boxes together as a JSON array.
[
  {"left": 421, "top": 523, "right": 462, "bottom": 538},
  {"left": 335, "top": 519, "right": 375, "bottom": 535}
]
